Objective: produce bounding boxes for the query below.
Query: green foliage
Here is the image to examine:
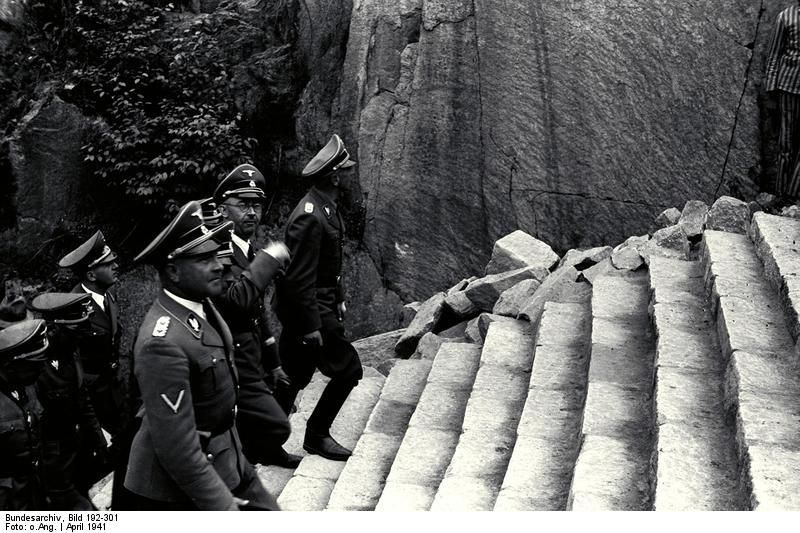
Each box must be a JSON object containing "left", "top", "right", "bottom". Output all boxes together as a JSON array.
[{"left": 64, "top": 0, "right": 257, "bottom": 221}]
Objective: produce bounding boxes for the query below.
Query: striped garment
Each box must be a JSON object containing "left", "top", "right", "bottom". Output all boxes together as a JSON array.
[
  {"left": 777, "top": 92, "right": 800, "bottom": 197},
  {"left": 766, "top": 5, "right": 800, "bottom": 94},
  {"left": 766, "top": 5, "right": 800, "bottom": 197}
]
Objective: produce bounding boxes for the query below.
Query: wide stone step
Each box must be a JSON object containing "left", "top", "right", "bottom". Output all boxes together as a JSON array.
[
  {"left": 702, "top": 230, "right": 800, "bottom": 510},
  {"left": 751, "top": 212, "right": 800, "bottom": 345},
  {"left": 649, "top": 256, "right": 744, "bottom": 511},
  {"left": 429, "top": 320, "right": 535, "bottom": 511},
  {"left": 568, "top": 270, "right": 655, "bottom": 511},
  {"left": 276, "top": 367, "right": 385, "bottom": 511},
  {"left": 494, "top": 301, "right": 591, "bottom": 511},
  {"left": 376, "top": 343, "right": 482, "bottom": 511},
  {"left": 325, "top": 359, "right": 433, "bottom": 510},
  {"left": 257, "top": 372, "right": 330, "bottom": 498}
]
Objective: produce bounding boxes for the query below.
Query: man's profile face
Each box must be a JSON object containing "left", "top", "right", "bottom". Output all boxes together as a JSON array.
[
  {"left": 89, "top": 261, "right": 119, "bottom": 289},
  {"left": 169, "top": 253, "right": 224, "bottom": 300},
  {"left": 220, "top": 196, "right": 262, "bottom": 240}
]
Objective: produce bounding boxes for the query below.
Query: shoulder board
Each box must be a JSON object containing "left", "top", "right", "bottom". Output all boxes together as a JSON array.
[
  {"left": 152, "top": 316, "right": 170, "bottom": 337},
  {"left": 304, "top": 202, "right": 314, "bottom": 214}
]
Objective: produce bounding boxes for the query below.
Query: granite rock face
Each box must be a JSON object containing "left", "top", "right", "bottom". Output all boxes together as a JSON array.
[{"left": 335, "top": 0, "right": 764, "bottom": 301}]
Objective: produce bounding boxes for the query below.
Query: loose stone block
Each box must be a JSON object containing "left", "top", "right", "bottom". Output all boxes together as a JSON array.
[
  {"left": 394, "top": 292, "right": 447, "bottom": 357},
  {"left": 485, "top": 230, "right": 559, "bottom": 275},
  {"left": 653, "top": 207, "right": 682, "bottom": 231},
  {"left": 517, "top": 266, "right": 590, "bottom": 327},
  {"left": 678, "top": 199, "right": 709, "bottom": 239},
  {"left": 558, "top": 246, "right": 613, "bottom": 270},
  {"left": 705, "top": 195, "right": 750, "bottom": 234},
  {"left": 492, "top": 278, "right": 541, "bottom": 317},
  {"left": 464, "top": 266, "right": 548, "bottom": 312}
]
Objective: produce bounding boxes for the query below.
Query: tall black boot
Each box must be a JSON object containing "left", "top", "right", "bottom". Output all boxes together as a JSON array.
[{"left": 304, "top": 380, "right": 356, "bottom": 461}]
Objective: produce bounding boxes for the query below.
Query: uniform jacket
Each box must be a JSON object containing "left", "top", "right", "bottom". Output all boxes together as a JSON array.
[
  {"left": 275, "top": 187, "right": 346, "bottom": 335},
  {"left": 216, "top": 244, "right": 282, "bottom": 378},
  {"left": 0, "top": 384, "right": 44, "bottom": 510},
  {"left": 36, "top": 330, "right": 104, "bottom": 449},
  {"left": 124, "top": 291, "right": 247, "bottom": 510},
  {"left": 71, "top": 285, "right": 120, "bottom": 376},
  {"left": 766, "top": 6, "right": 800, "bottom": 94}
]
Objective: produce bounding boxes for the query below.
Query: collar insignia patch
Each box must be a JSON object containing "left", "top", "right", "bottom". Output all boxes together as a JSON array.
[
  {"left": 187, "top": 315, "right": 201, "bottom": 334},
  {"left": 153, "top": 316, "right": 170, "bottom": 337},
  {"left": 50, "top": 360, "right": 59, "bottom": 371},
  {"left": 11, "top": 390, "right": 19, "bottom": 401},
  {"left": 304, "top": 202, "right": 314, "bottom": 214},
  {"left": 160, "top": 389, "right": 185, "bottom": 414}
]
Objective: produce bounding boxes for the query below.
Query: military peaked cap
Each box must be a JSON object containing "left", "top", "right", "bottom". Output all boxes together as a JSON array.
[
  {"left": 200, "top": 197, "right": 224, "bottom": 229},
  {"left": 58, "top": 230, "right": 118, "bottom": 271},
  {"left": 31, "top": 292, "right": 94, "bottom": 325},
  {"left": 301, "top": 134, "right": 356, "bottom": 178},
  {"left": 0, "top": 319, "right": 49, "bottom": 362},
  {"left": 134, "top": 201, "right": 233, "bottom": 264},
  {"left": 213, "top": 164, "right": 269, "bottom": 203}
]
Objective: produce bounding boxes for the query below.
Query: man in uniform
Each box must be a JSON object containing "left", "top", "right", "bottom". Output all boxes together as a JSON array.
[
  {"left": 58, "top": 231, "right": 122, "bottom": 438},
  {"left": 209, "top": 165, "right": 299, "bottom": 468},
  {"left": 0, "top": 319, "right": 48, "bottom": 510},
  {"left": 31, "top": 293, "right": 106, "bottom": 510},
  {"left": 274, "top": 134, "right": 363, "bottom": 461},
  {"left": 124, "top": 200, "right": 276, "bottom": 510}
]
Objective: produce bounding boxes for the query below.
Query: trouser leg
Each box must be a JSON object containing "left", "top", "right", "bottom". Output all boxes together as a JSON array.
[{"left": 306, "top": 379, "right": 357, "bottom": 435}]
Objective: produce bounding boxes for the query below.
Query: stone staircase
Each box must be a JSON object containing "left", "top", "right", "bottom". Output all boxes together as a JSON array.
[
  {"left": 91, "top": 211, "right": 800, "bottom": 511},
  {"left": 252, "top": 213, "right": 800, "bottom": 511}
]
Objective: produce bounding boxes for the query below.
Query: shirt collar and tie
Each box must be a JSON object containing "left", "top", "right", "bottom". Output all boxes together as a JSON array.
[
  {"left": 81, "top": 283, "right": 106, "bottom": 310},
  {"left": 231, "top": 232, "right": 254, "bottom": 261},
  {"left": 163, "top": 289, "right": 206, "bottom": 321}
]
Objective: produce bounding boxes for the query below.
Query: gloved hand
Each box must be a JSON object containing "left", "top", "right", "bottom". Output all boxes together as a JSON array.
[
  {"left": 262, "top": 241, "right": 290, "bottom": 267},
  {"left": 229, "top": 497, "right": 248, "bottom": 511},
  {"left": 267, "top": 366, "right": 291, "bottom": 391},
  {"left": 302, "top": 330, "right": 324, "bottom": 347}
]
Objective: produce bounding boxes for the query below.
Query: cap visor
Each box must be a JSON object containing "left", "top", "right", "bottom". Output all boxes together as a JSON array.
[{"left": 175, "top": 221, "right": 234, "bottom": 259}]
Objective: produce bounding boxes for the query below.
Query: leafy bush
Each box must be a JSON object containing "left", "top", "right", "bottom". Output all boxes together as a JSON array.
[{"left": 68, "top": 1, "right": 258, "bottom": 223}]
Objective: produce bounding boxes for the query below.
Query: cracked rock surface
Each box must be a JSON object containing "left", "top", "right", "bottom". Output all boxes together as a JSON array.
[{"left": 335, "top": 0, "right": 766, "bottom": 300}]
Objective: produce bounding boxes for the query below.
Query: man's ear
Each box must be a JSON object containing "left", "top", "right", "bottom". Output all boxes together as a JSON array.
[
  {"left": 218, "top": 204, "right": 229, "bottom": 219},
  {"left": 330, "top": 174, "right": 341, "bottom": 187},
  {"left": 85, "top": 269, "right": 97, "bottom": 283},
  {"left": 164, "top": 262, "right": 180, "bottom": 284}
]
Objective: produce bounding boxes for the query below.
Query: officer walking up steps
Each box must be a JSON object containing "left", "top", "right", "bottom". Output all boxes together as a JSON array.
[
  {"left": 30, "top": 293, "right": 106, "bottom": 510},
  {"left": 0, "top": 319, "right": 49, "bottom": 510},
  {"left": 274, "top": 134, "right": 363, "bottom": 461},
  {"left": 124, "top": 200, "right": 277, "bottom": 510},
  {"left": 57, "top": 231, "right": 131, "bottom": 509},
  {"left": 208, "top": 165, "right": 300, "bottom": 469},
  {"left": 58, "top": 231, "right": 123, "bottom": 438}
]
